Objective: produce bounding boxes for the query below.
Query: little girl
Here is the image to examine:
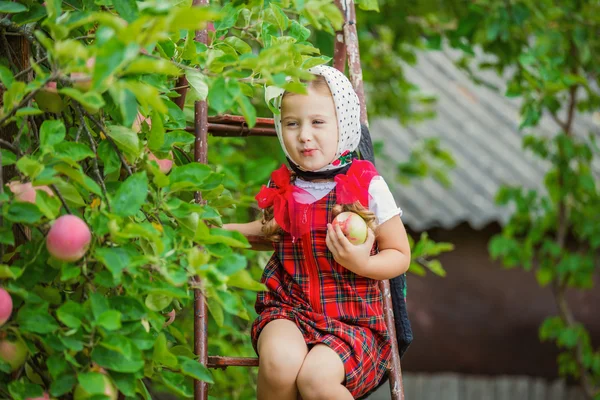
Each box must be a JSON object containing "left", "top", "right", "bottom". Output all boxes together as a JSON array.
[{"left": 224, "top": 65, "right": 411, "bottom": 400}]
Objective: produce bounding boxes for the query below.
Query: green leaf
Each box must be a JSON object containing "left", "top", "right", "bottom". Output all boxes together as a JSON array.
[
  {"left": 217, "top": 254, "right": 247, "bottom": 276},
  {"left": 227, "top": 269, "right": 265, "bottom": 291},
  {"left": 124, "top": 57, "right": 180, "bottom": 76},
  {"left": 89, "top": 292, "right": 110, "bottom": 320},
  {"left": 237, "top": 95, "right": 256, "bottom": 128},
  {"left": 168, "top": 6, "right": 220, "bottom": 30},
  {"left": 40, "top": 120, "right": 67, "bottom": 147},
  {"left": 59, "top": 88, "right": 106, "bottom": 113},
  {"left": 0, "top": 2, "right": 28, "bottom": 13},
  {"left": 93, "top": 39, "right": 128, "bottom": 90},
  {"left": 98, "top": 140, "right": 121, "bottom": 177},
  {"left": 54, "top": 142, "right": 95, "bottom": 162},
  {"left": 97, "top": 310, "right": 122, "bottom": 330},
  {"left": 15, "top": 107, "right": 43, "bottom": 117},
  {"left": 160, "top": 370, "right": 194, "bottom": 398},
  {"left": 186, "top": 69, "right": 208, "bottom": 100},
  {"left": 0, "top": 65, "right": 14, "bottom": 88},
  {"left": 168, "top": 163, "right": 213, "bottom": 192},
  {"left": 153, "top": 333, "right": 178, "bottom": 368},
  {"left": 148, "top": 111, "right": 165, "bottom": 152},
  {"left": 53, "top": 180, "right": 85, "bottom": 207},
  {"left": 16, "top": 156, "right": 44, "bottom": 179},
  {"left": 0, "top": 226, "right": 15, "bottom": 246},
  {"left": 56, "top": 301, "right": 86, "bottom": 329},
  {"left": 8, "top": 378, "right": 44, "bottom": 400},
  {"left": 46, "top": 354, "right": 69, "bottom": 380},
  {"left": 35, "top": 190, "right": 61, "bottom": 219},
  {"left": 110, "top": 86, "right": 138, "bottom": 128},
  {"left": 201, "top": 228, "right": 250, "bottom": 248},
  {"left": 106, "top": 125, "right": 140, "bottom": 160},
  {"left": 109, "top": 296, "right": 147, "bottom": 322},
  {"left": 208, "top": 76, "right": 232, "bottom": 114},
  {"left": 206, "top": 292, "right": 224, "bottom": 327},
  {"left": 357, "top": 0, "right": 379, "bottom": 11},
  {"left": 145, "top": 293, "right": 172, "bottom": 311},
  {"left": 111, "top": 372, "right": 137, "bottom": 397},
  {"left": 6, "top": 202, "right": 43, "bottom": 224},
  {"left": 162, "top": 130, "right": 195, "bottom": 150},
  {"left": 113, "top": 0, "right": 139, "bottom": 22},
  {"left": 1, "top": 149, "right": 16, "bottom": 166},
  {"left": 53, "top": 164, "right": 102, "bottom": 196},
  {"left": 50, "top": 373, "right": 76, "bottom": 397},
  {"left": 77, "top": 372, "right": 108, "bottom": 395},
  {"left": 178, "top": 356, "right": 214, "bottom": 383},
  {"left": 224, "top": 37, "right": 252, "bottom": 54},
  {"left": 0, "top": 264, "right": 21, "bottom": 279},
  {"left": 112, "top": 172, "right": 148, "bottom": 217},
  {"left": 92, "top": 335, "right": 144, "bottom": 373},
  {"left": 17, "top": 304, "right": 59, "bottom": 333},
  {"left": 95, "top": 247, "right": 131, "bottom": 280}
]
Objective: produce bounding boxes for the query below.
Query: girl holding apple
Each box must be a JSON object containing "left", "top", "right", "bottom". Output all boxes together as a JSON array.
[{"left": 224, "top": 65, "right": 411, "bottom": 399}]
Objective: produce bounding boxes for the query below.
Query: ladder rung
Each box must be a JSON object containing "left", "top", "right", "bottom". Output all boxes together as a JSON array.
[
  {"left": 185, "top": 123, "right": 276, "bottom": 137},
  {"left": 208, "top": 114, "right": 274, "bottom": 126},
  {"left": 207, "top": 356, "right": 259, "bottom": 369}
]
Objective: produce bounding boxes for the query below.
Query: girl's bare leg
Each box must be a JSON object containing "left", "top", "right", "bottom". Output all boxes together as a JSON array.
[
  {"left": 296, "top": 344, "right": 353, "bottom": 400},
  {"left": 257, "top": 319, "right": 308, "bottom": 400}
]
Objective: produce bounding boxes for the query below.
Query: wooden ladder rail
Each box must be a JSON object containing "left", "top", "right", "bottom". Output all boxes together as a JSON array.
[{"left": 185, "top": 0, "right": 406, "bottom": 399}]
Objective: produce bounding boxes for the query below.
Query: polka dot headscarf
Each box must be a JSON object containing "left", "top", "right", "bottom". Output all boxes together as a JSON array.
[{"left": 271, "top": 65, "right": 362, "bottom": 173}]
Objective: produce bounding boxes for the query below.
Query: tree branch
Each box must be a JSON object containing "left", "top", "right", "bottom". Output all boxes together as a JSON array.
[
  {"left": 50, "top": 184, "right": 72, "bottom": 215},
  {"left": 75, "top": 106, "right": 111, "bottom": 212},
  {"left": 79, "top": 108, "right": 133, "bottom": 176}
]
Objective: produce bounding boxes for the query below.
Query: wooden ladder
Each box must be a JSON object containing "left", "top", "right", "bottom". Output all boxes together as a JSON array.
[{"left": 183, "top": 0, "right": 406, "bottom": 398}]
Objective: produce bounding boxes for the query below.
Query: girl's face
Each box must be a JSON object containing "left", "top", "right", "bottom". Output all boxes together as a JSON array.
[{"left": 281, "top": 86, "right": 339, "bottom": 171}]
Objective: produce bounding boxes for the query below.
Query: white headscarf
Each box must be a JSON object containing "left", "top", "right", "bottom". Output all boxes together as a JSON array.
[{"left": 266, "top": 65, "right": 362, "bottom": 173}]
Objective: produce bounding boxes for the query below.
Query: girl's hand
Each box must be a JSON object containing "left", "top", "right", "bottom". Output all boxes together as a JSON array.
[{"left": 326, "top": 223, "right": 376, "bottom": 274}]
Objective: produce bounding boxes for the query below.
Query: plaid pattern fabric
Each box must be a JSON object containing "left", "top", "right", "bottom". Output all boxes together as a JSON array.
[{"left": 251, "top": 183, "right": 391, "bottom": 398}]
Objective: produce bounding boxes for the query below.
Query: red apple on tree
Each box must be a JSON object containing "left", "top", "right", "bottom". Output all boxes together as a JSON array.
[
  {"left": 7, "top": 181, "right": 54, "bottom": 204},
  {"left": 332, "top": 211, "right": 368, "bottom": 245},
  {"left": 0, "top": 338, "right": 28, "bottom": 372},
  {"left": 0, "top": 288, "right": 12, "bottom": 326},
  {"left": 46, "top": 215, "right": 92, "bottom": 262},
  {"left": 148, "top": 151, "right": 173, "bottom": 174},
  {"left": 71, "top": 57, "right": 95, "bottom": 92}
]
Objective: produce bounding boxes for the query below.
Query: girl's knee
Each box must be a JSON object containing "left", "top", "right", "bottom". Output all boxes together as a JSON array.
[
  {"left": 297, "top": 368, "right": 342, "bottom": 400},
  {"left": 259, "top": 349, "right": 305, "bottom": 389}
]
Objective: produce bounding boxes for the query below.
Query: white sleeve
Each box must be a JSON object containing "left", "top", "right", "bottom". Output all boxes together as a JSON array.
[{"left": 368, "top": 176, "right": 402, "bottom": 225}]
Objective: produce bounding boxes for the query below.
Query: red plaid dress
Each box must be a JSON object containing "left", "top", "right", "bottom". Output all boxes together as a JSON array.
[{"left": 251, "top": 182, "right": 391, "bottom": 398}]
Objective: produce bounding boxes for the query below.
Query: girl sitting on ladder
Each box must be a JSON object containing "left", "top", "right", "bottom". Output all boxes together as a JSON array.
[{"left": 224, "top": 65, "right": 411, "bottom": 399}]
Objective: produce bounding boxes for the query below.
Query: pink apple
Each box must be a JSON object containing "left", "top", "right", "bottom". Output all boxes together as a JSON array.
[
  {"left": 0, "top": 339, "right": 28, "bottom": 372},
  {"left": 7, "top": 181, "right": 54, "bottom": 204},
  {"left": 332, "top": 211, "right": 368, "bottom": 245},
  {"left": 148, "top": 151, "right": 173, "bottom": 174},
  {"left": 0, "top": 288, "right": 12, "bottom": 326},
  {"left": 71, "top": 57, "right": 95, "bottom": 92},
  {"left": 46, "top": 215, "right": 91, "bottom": 262}
]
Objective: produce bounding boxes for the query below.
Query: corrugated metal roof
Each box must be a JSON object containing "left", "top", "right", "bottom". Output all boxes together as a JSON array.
[{"left": 370, "top": 49, "right": 600, "bottom": 232}]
